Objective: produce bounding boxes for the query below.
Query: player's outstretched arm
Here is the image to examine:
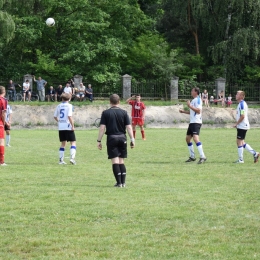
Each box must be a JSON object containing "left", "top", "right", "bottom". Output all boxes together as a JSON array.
[{"left": 179, "top": 109, "right": 189, "bottom": 115}]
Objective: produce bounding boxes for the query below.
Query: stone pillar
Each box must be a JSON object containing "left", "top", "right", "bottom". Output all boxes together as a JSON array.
[
  {"left": 24, "top": 74, "right": 34, "bottom": 91},
  {"left": 215, "top": 77, "right": 226, "bottom": 99},
  {"left": 170, "top": 76, "right": 179, "bottom": 100},
  {"left": 122, "top": 74, "right": 132, "bottom": 99},
  {"left": 73, "top": 75, "right": 83, "bottom": 88}
]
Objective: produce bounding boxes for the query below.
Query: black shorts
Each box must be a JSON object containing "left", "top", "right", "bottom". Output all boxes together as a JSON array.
[
  {"left": 186, "top": 123, "right": 202, "bottom": 136},
  {"left": 107, "top": 134, "right": 127, "bottom": 159},
  {"left": 59, "top": 130, "right": 76, "bottom": 142},
  {"left": 237, "top": 128, "right": 247, "bottom": 140},
  {"left": 4, "top": 124, "right": 10, "bottom": 131}
]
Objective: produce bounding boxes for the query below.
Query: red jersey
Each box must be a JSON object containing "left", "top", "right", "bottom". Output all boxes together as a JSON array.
[
  {"left": 0, "top": 97, "right": 7, "bottom": 125},
  {"left": 128, "top": 100, "right": 146, "bottom": 118}
]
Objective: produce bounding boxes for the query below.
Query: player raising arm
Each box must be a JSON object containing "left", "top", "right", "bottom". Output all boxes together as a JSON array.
[
  {"left": 179, "top": 87, "right": 207, "bottom": 164},
  {"left": 97, "top": 94, "right": 135, "bottom": 188},
  {"left": 233, "top": 91, "right": 259, "bottom": 163},
  {"left": 126, "top": 94, "right": 146, "bottom": 140}
]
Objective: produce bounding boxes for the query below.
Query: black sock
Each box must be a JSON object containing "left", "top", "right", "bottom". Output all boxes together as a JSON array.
[
  {"left": 112, "top": 164, "right": 121, "bottom": 184},
  {"left": 119, "top": 164, "right": 126, "bottom": 184}
]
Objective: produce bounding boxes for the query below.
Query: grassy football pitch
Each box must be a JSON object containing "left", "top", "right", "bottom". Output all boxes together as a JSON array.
[{"left": 1, "top": 128, "right": 260, "bottom": 259}]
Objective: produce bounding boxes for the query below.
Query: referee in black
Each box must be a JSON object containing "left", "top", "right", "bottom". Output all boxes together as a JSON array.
[{"left": 97, "top": 94, "right": 135, "bottom": 188}]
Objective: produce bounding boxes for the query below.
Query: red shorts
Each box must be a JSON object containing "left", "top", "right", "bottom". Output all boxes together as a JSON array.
[
  {"left": 132, "top": 118, "right": 144, "bottom": 126},
  {"left": 0, "top": 125, "right": 4, "bottom": 138}
]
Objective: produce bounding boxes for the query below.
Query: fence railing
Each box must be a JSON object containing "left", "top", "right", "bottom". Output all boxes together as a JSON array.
[{"left": 1, "top": 78, "right": 260, "bottom": 102}]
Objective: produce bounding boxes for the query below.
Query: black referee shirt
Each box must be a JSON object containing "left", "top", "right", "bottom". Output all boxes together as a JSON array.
[{"left": 100, "top": 107, "right": 130, "bottom": 135}]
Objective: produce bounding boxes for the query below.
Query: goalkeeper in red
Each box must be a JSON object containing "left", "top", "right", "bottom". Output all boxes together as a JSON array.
[{"left": 126, "top": 94, "right": 146, "bottom": 140}]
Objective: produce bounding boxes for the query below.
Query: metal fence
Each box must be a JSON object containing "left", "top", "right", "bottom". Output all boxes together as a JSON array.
[
  {"left": 2, "top": 78, "right": 260, "bottom": 102},
  {"left": 131, "top": 80, "right": 171, "bottom": 100}
]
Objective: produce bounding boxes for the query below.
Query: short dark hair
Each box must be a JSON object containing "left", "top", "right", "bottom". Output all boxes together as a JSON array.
[
  {"left": 110, "top": 94, "right": 120, "bottom": 105},
  {"left": 136, "top": 94, "right": 141, "bottom": 97},
  {"left": 193, "top": 87, "right": 200, "bottom": 95}
]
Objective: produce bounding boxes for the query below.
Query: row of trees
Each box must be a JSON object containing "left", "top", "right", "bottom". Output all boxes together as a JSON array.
[{"left": 1, "top": 0, "right": 260, "bottom": 86}]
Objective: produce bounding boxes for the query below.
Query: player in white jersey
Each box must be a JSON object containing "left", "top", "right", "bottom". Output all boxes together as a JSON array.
[
  {"left": 54, "top": 93, "right": 76, "bottom": 165},
  {"left": 233, "top": 90, "right": 259, "bottom": 163},
  {"left": 179, "top": 87, "right": 207, "bottom": 164},
  {"left": 5, "top": 104, "right": 12, "bottom": 147}
]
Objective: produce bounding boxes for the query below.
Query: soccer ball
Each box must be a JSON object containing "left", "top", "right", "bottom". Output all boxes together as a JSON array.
[{"left": 46, "top": 18, "right": 55, "bottom": 27}]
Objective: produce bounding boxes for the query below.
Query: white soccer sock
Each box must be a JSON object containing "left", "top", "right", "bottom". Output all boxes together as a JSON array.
[
  {"left": 243, "top": 143, "right": 256, "bottom": 155},
  {"left": 6, "top": 135, "right": 10, "bottom": 145},
  {"left": 196, "top": 142, "right": 205, "bottom": 158},
  {"left": 59, "top": 148, "right": 65, "bottom": 161},
  {"left": 70, "top": 146, "right": 76, "bottom": 159},
  {"left": 187, "top": 142, "right": 195, "bottom": 158},
  {"left": 238, "top": 146, "right": 243, "bottom": 160}
]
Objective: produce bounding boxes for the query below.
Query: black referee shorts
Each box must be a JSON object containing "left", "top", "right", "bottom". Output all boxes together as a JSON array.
[
  {"left": 107, "top": 134, "right": 127, "bottom": 159},
  {"left": 59, "top": 130, "right": 76, "bottom": 142},
  {"left": 186, "top": 123, "right": 202, "bottom": 136}
]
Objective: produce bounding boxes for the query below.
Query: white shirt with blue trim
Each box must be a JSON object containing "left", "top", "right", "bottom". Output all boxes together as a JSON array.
[
  {"left": 54, "top": 102, "right": 73, "bottom": 130},
  {"left": 190, "top": 96, "right": 202, "bottom": 124},
  {"left": 236, "top": 100, "right": 250, "bottom": 130}
]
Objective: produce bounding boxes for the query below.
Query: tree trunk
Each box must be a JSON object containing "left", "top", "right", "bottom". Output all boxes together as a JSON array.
[{"left": 187, "top": 0, "right": 200, "bottom": 55}]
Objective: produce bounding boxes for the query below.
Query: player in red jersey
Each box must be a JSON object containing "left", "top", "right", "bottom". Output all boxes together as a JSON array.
[
  {"left": 126, "top": 94, "right": 146, "bottom": 140},
  {"left": 0, "top": 86, "right": 7, "bottom": 166}
]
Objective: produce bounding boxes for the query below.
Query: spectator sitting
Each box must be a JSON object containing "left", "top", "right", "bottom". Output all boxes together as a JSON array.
[
  {"left": 76, "top": 83, "right": 85, "bottom": 101},
  {"left": 6, "top": 79, "right": 21, "bottom": 100},
  {"left": 46, "top": 86, "right": 56, "bottom": 102},
  {"left": 85, "top": 84, "right": 93, "bottom": 102},
  {"left": 56, "top": 85, "right": 63, "bottom": 101}
]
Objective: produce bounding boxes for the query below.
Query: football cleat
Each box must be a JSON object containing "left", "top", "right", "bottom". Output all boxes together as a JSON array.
[
  {"left": 0, "top": 163, "right": 7, "bottom": 166},
  {"left": 70, "top": 159, "right": 76, "bottom": 165},
  {"left": 114, "top": 183, "right": 122, "bottom": 188},
  {"left": 234, "top": 159, "right": 244, "bottom": 164},
  {"left": 254, "top": 152, "right": 259, "bottom": 163},
  {"left": 197, "top": 158, "right": 207, "bottom": 164},
  {"left": 59, "top": 161, "right": 67, "bottom": 165},
  {"left": 185, "top": 157, "right": 196, "bottom": 162}
]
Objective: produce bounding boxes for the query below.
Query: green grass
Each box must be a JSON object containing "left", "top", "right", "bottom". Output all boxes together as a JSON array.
[{"left": 1, "top": 128, "right": 260, "bottom": 259}]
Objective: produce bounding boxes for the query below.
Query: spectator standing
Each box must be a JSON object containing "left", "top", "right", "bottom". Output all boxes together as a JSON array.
[
  {"left": 85, "top": 84, "right": 93, "bottom": 102},
  {"left": 34, "top": 76, "right": 47, "bottom": 101}
]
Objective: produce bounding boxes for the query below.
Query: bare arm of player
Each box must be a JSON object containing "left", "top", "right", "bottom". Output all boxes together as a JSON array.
[
  {"left": 187, "top": 100, "right": 201, "bottom": 114},
  {"left": 68, "top": 116, "right": 74, "bottom": 131},
  {"left": 233, "top": 113, "right": 245, "bottom": 128},
  {"left": 126, "top": 124, "right": 135, "bottom": 148},
  {"left": 126, "top": 95, "right": 135, "bottom": 103},
  {"left": 179, "top": 109, "right": 189, "bottom": 114},
  {"left": 142, "top": 109, "right": 146, "bottom": 119},
  {"left": 54, "top": 117, "right": 58, "bottom": 122},
  {"left": 97, "top": 124, "right": 106, "bottom": 150}
]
